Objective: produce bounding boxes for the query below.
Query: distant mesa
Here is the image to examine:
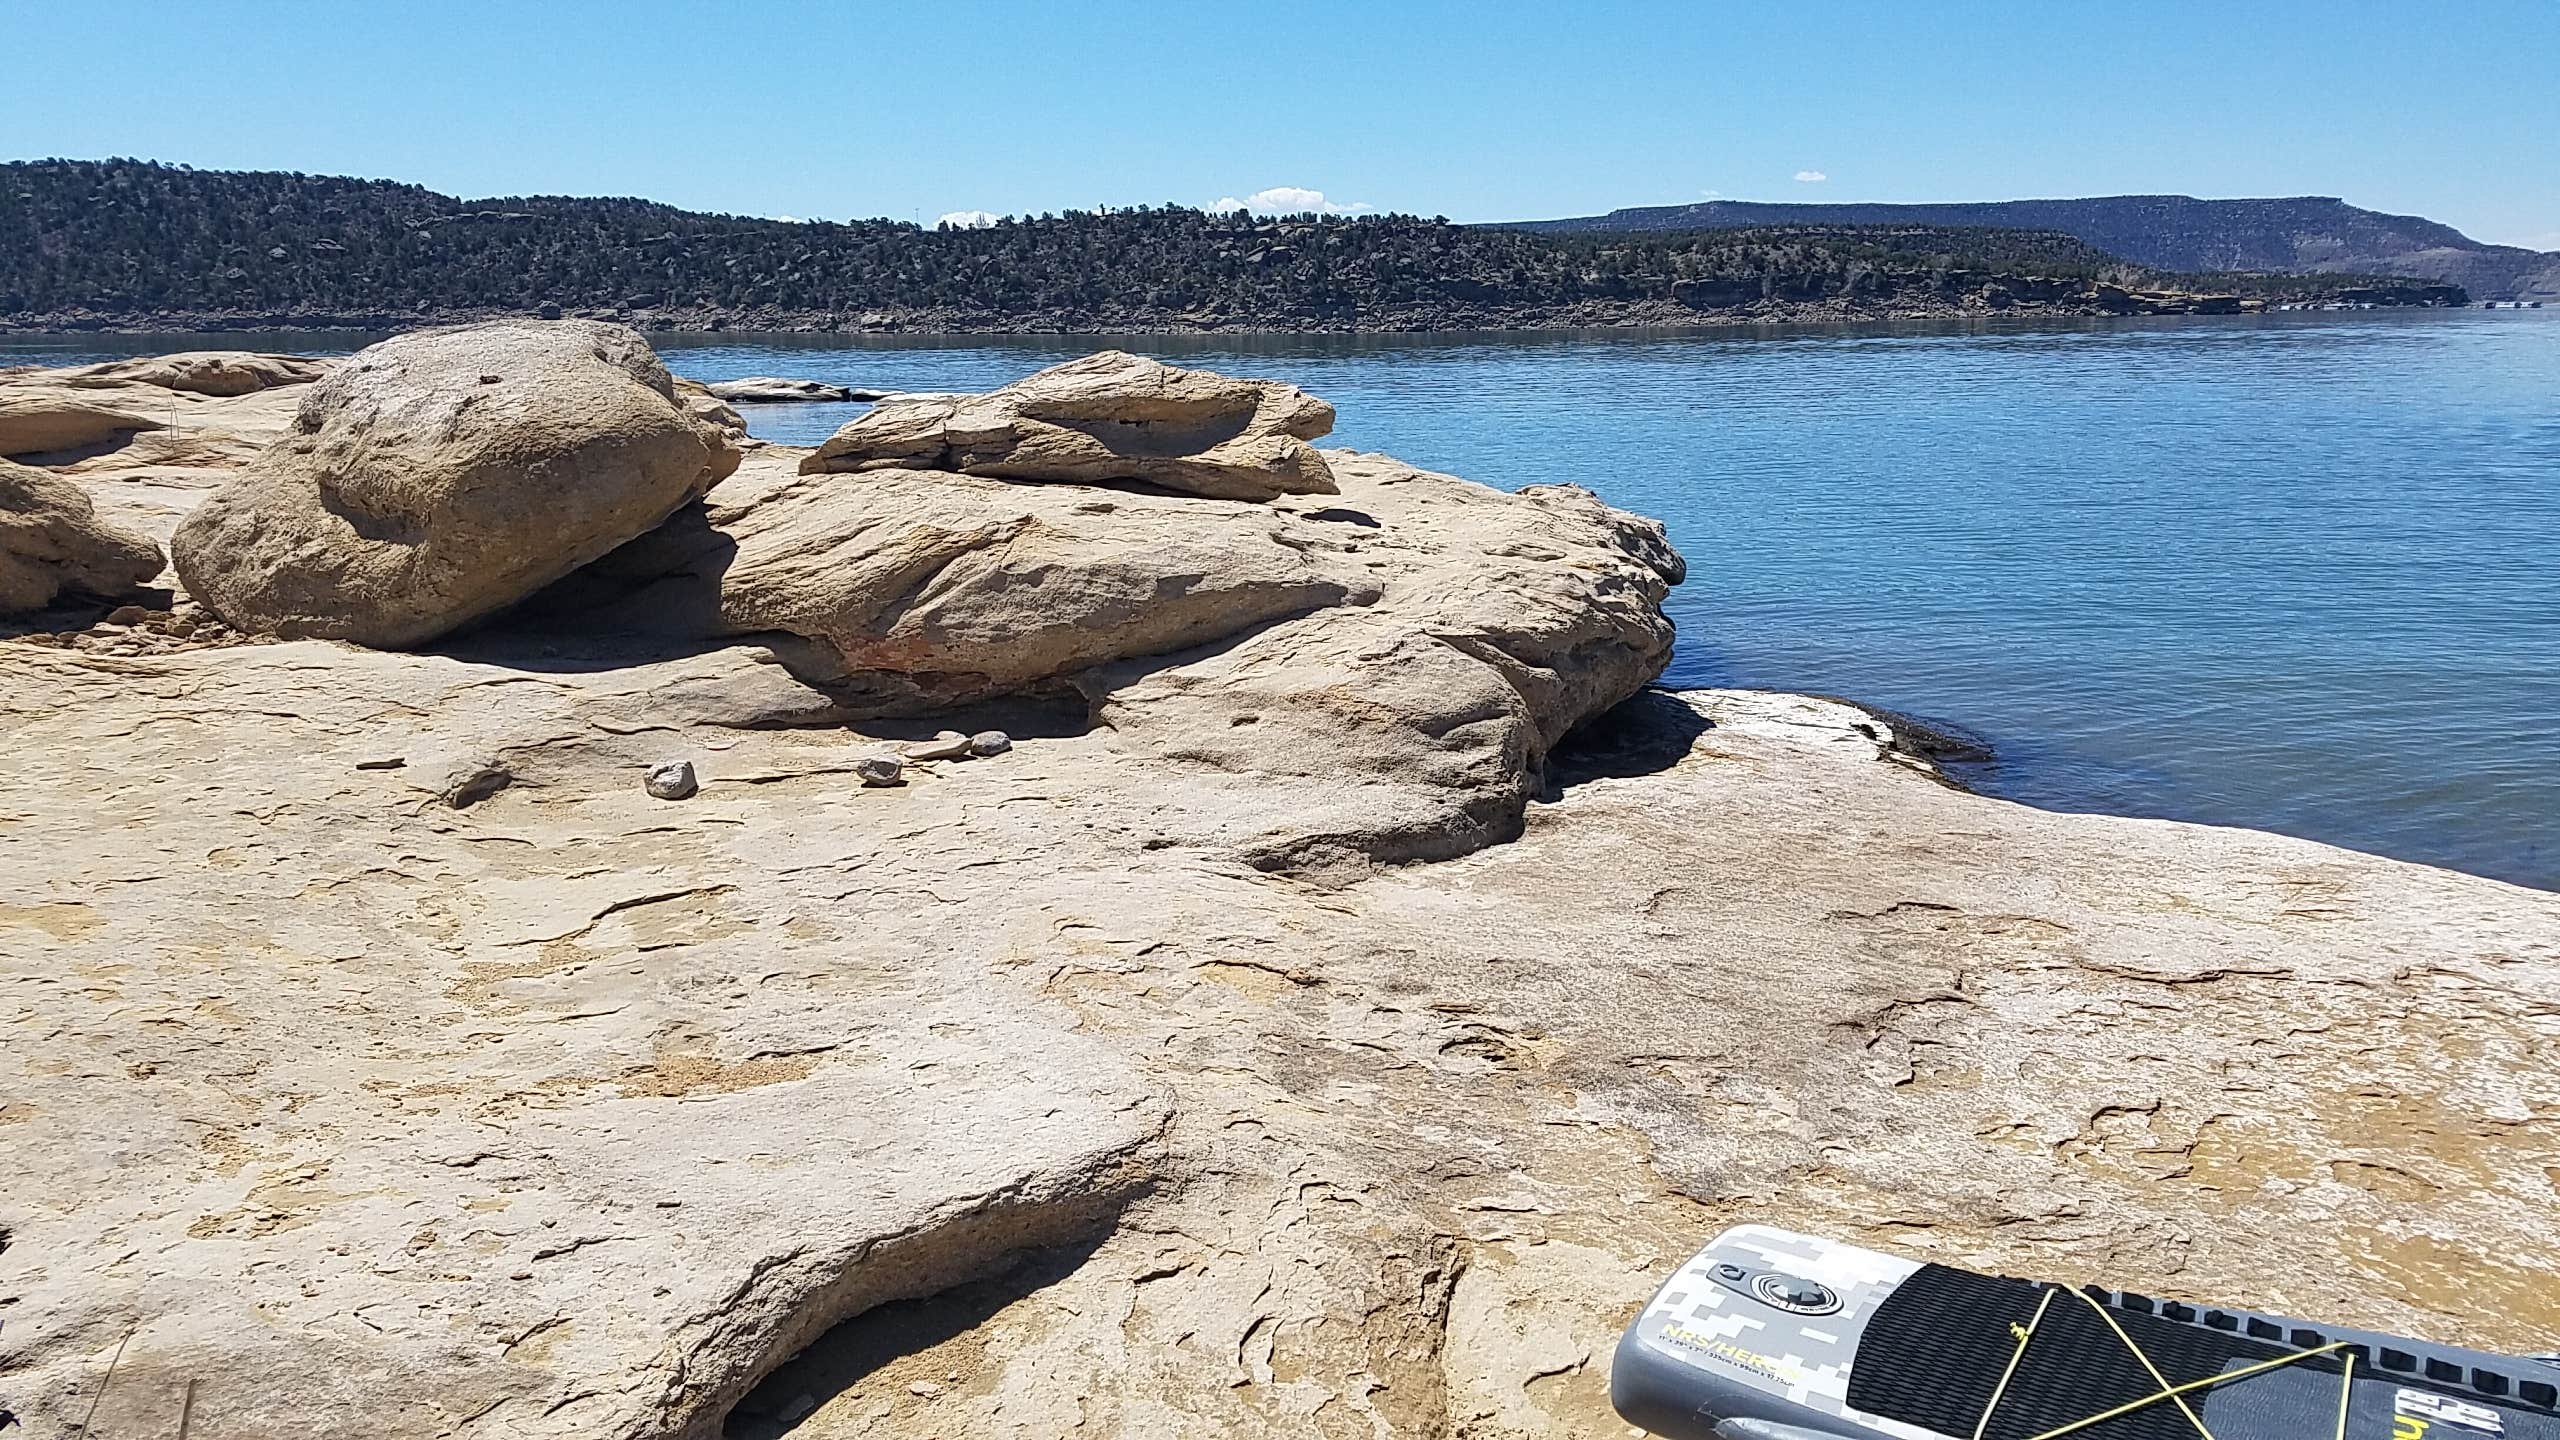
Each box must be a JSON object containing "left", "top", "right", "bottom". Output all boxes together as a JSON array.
[{"left": 1514, "top": 194, "right": 2560, "bottom": 303}]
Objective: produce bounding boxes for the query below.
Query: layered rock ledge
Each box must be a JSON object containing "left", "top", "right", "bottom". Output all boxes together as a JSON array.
[{"left": 2, "top": 335, "right": 2554, "bottom": 1440}]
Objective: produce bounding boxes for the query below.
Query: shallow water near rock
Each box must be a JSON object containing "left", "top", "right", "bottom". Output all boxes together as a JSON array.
[{"left": 9, "top": 310, "right": 2555, "bottom": 888}]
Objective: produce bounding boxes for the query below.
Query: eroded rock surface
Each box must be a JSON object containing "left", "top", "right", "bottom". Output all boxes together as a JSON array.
[
  {"left": 0, "top": 457, "right": 165, "bottom": 611},
  {"left": 170, "top": 320, "right": 741, "bottom": 647},
  {"left": 0, "top": 352, "right": 329, "bottom": 461},
  {"left": 801, "top": 351, "right": 1339, "bottom": 500},
  {"left": 55, "top": 351, "right": 333, "bottom": 397},
  {"left": 527, "top": 444, "right": 1680, "bottom": 869},
  {"left": 3, "top": 345, "right": 2555, "bottom": 1440},
  {"left": 0, "top": 383, "right": 170, "bottom": 458},
  {"left": 4, "top": 643, "right": 2554, "bottom": 1440}
]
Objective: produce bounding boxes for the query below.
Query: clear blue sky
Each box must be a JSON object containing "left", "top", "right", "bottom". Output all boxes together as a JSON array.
[{"left": 8, "top": 0, "right": 2556, "bottom": 247}]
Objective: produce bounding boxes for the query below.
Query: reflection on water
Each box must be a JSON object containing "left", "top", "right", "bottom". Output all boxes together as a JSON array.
[{"left": 10, "top": 312, "right": 2557, "bottom": 889}]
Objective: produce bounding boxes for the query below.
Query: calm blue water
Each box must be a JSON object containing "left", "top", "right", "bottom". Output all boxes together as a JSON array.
[{"left": 10, "top": 313, "right": 2556, "bottom": 889}]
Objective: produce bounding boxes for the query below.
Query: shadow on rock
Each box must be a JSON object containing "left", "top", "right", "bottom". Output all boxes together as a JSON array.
[
  {"left": 1542, "top": 687, "right": 1715, "bottom": 797},
  {"left": 491, "top": 498, "right": 742, "bottom": 646},
  {"left": 723, "top": 1231, "right": 1112, "bottom": 1440}
]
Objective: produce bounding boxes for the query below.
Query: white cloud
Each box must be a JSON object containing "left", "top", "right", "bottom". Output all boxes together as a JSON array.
[
  {"left": 1794, "top": 170, "right": 1828, "bottom": 184},
  {"left": 1207, "top": 186, "right": 1373, "bottom": 216},
  {"left": 766, "top": 214, "right": 806, "bottom": 223},
  {"left": 936, "top": 209, "right": 1002, "bottom": 229},
  {"left": 1699, "top": 189, "right": 1725, "bottom": 199}
]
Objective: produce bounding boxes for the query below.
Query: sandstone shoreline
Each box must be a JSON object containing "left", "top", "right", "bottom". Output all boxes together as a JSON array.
[{"left": 3, "top": 336, "right": 2553, "bottom": 1440}]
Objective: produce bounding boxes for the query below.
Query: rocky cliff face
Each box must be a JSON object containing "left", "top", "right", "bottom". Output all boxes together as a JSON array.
[{"left": 3, "top": 336, "right": 2555, "bottom": 1440}]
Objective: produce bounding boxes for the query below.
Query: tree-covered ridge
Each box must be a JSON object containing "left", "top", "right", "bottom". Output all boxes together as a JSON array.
[
  {"left": 1519, "top": 193, "right": 2560, "bottom": 301},
  {"left": 0, "top": 159, "right": 2462, "bottom": 332}
]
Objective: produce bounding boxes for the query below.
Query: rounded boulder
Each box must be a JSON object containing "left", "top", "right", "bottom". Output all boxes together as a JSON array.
[{"left": 170, "top": 320, "right": 739, "bottom": 648}]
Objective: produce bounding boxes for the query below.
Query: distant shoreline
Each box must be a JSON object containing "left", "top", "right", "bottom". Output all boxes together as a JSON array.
[{"left": 0, "top": 290, "right": 2474, "bottom": 340}]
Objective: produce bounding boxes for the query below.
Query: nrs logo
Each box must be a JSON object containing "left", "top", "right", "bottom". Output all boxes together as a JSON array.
[{"left": 2396, "top": 1389, "right": 2505, "bottom": 1438}]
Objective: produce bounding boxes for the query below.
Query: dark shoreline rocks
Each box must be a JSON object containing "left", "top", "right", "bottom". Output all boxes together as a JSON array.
[
  {"left": 703, "top": 376, "right": 880, "bottom": 404},
  {"left": 0, "top": 283, "right": 2469, "bottom": 339}
]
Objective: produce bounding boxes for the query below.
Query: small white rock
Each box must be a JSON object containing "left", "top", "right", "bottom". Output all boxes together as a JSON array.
[
  {"left": 854, "top": 754, "right": 904, "bottom": 787},
  {"left": 644, "top": 760, "right": 698, "bottom": 801},
  {"left": 908, "top": 1381, "right": 944, "bottom": 1398},
  {"left": 901, "top": 730, "right": 972, "bottom": 761},
  {"left": 967, "top": 730, "right": 1012, "bottom": 757}
]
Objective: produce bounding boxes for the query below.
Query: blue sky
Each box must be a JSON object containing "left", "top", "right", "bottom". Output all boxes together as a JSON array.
[{"left": 8, "top": 0, "right": 2557, "bottom": 248}]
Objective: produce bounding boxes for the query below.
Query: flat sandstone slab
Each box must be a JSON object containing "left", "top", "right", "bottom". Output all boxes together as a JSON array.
[{"left": 4, "top": 641, "right": 2555, "bottom": 1439}]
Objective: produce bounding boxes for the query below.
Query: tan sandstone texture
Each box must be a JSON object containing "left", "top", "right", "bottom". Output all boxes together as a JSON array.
[
  {"left": 526, "top": 443, "right": 1682, "bottom": 871},
  {"left": 0, "top": 351, "right": 326, "bottom": 461},
  {"left": 0, "top": 383, "right": 171, "bottom": 459},
  {"left": 800, "top": 350, "right": 1340, "bottom": 500},
  {"left": 2, "top": 343, "right": 2555, "bottom": 1440},
  {"left": 0, "top": 457, "right": 165, "bottom": 612},
  {"left": 53, "top": 350, "right": 334, "bottom": 398},
  {"left": 169, "top": 320, "right": 742, "bottom": 647}
]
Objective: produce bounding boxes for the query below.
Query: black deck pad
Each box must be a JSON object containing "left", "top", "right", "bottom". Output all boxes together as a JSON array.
[{"left": 1847, "top": 1264, "right": 2560, "bottom": 1440}]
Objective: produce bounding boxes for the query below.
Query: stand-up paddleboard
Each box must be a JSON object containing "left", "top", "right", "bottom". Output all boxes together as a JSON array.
[{"left": 1613, "top": 1225, "right": 2559, "bottom": 1440}]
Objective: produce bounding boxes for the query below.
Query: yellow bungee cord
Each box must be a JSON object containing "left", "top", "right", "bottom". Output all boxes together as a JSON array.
[{"left": 1964, "top": 1284, "right": 2360, "bottom": 1440}]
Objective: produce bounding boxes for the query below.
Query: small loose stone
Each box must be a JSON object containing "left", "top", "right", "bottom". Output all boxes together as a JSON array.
[
  {"left": 901, "top": 730, "right": 971, "bottom": 761},
  {"left": 854, "top": 754, "right": 904, "bottom": 787},
  {"left": 644, "top": 760, "right": 698, "bottom": 801},
  {"left": 967, "top": 730, "right": 1012, "bottom": 757}
]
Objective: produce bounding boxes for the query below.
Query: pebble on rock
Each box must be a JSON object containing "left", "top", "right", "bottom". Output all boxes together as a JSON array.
[
  {"left": 644, "top": 760, "right": 698, "bottom": 800},
  {"left": 901, "top": 730, "right": 972, "bottom": 761},
  {"left": 854, "top": 754, "right": 904, "bottom": 787},
  {"left": 968, "top": 730, "right": 1012, "bottom": 757}
]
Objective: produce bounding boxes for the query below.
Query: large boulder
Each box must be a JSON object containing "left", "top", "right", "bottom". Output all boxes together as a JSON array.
[
  {"left": 0, "top": 458, "right": 166, "bottom": 612},
  {"left": 532, "top": 458, "right": 1373, "bottom": 710},
  {"left": 170, "top": 320, "right": 741, "bottom": 648},
  {"left": 800, "top": 351, "right": 1340, "bottom": 500},
  {"left": 1082, "top": 458, "right": 1685, "bottom": 870}
]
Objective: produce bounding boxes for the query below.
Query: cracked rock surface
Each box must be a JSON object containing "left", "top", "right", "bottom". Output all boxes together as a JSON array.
[
  {"left": 528, "top": 443, "right": 1683, "bottom": 871},
  {"left": 6, "top": 655, "right": 2555, "bottom": 1440},
  {"left": 3, "top": 346, "right": 2557, "bottom": 1440}
]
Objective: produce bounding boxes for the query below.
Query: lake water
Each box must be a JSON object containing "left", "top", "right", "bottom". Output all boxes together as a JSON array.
[{"left": 10, "top": 312, "right": 2556, "bottom": 890}]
